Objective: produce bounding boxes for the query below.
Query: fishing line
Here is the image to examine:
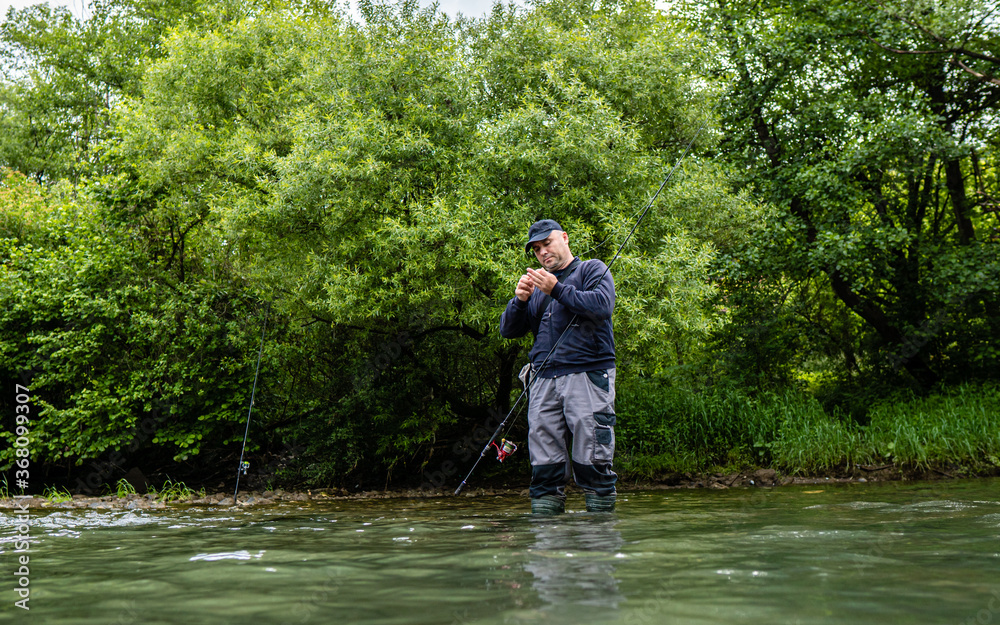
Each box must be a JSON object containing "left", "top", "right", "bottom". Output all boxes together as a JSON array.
[
  {"left": 234, "top": 302, "right": 271, "bottom": 501},
  {"left": 454, "top": 118, "right": 711, "bottom": 496},
  {"left": 578, "top": 194, "right": 651, "bottom": 258}
]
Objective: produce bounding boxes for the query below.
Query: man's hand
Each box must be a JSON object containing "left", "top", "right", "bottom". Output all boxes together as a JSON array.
[
  {"left": 526, "top": 267, "right": 557, "bottom": 295},
  {"left": 515, "top": 274, "right": 534, "bottom": 302}
]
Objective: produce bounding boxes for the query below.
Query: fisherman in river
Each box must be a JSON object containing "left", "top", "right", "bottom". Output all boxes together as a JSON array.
[{"left": 499, "top": 219, "right": 618, "bottom": 514}]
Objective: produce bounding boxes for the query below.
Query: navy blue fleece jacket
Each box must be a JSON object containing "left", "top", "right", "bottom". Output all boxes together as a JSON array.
[{"left": 499, "top": 257, "right": 615, "bottom": 378}]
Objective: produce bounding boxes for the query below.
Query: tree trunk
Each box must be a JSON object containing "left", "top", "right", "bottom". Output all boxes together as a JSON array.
[
  {"left": 494, "top": 345, "right": 520, "bottom": 415},
  {"left": 828, "top": 270, "right": 939, "bottom": 388},
  {"left": 945, "top": 158, "right": 976, "bottom": 244}
]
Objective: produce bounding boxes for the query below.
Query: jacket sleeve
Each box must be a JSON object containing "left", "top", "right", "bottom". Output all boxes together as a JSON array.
[
  {"left": 549, "top": 260, "right": 614, "bottom": 321},
  {"left": 499, "top": 296, "right": 532, "bottom": 338}
]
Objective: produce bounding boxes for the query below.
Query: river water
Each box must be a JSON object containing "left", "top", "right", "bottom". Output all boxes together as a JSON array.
[{"left": 1, "top": 479, "right": 999, "bottom": 624}]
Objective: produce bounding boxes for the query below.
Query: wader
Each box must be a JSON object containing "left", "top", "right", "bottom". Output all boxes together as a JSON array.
[{"left": 527, "top": 367, "right": 617, "bottom": 513}]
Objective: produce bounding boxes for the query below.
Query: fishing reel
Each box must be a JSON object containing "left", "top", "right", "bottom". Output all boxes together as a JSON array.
[
  {"left": 240, "top": 461, "right": 250, "bottom": 475},
  {"left": 489, "top": 438, "right": 517, "bottom": 462}
]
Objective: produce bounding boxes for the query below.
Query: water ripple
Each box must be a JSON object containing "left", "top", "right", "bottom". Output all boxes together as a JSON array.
[{"left": 189, "top": 549, "right": 266, "bottom": 562}]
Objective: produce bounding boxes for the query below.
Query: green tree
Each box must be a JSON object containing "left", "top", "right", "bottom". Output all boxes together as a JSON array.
[
  {"left": 0, "top": 0, "right": 209, "bottom": 182},
  {"left": 104, "top": 0, "right": 749, "bottom": 483},
  {"left": 688, "top": 0, "right": 1000, "bottom": 392},
  {"left": 0, "top": 170, "right": 263, "bottom": 477}
]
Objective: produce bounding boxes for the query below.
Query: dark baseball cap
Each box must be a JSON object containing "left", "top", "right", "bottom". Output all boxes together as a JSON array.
[{"left": 524, "top": 219, "right": 563, "bottom": 254}]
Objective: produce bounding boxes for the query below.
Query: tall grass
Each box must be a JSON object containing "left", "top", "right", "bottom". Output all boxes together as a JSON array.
[
  {"left": 150, "top": 478, "right": 197, "bottom": 502},
  {"left": 617, "top": 382, "right": 816, "bottom": 474},
  {"left": 617, "top": 381, "right": 1000, "bottom": 477},
  {"left": 114, "top": 479, "right": 137, "bottom": 498},
  {"left": 865, "top": 386, "right": 1000, "bottom": 469},
  {"left": 769, "top": 402, "right": 869, "bottom": 472}
]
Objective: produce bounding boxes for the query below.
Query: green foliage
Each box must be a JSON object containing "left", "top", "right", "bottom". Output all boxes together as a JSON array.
[
  {"left": 0, "top": 166, "right": 261, "bottom": 471},
  {"left": 0, "top": 0, "right": 997, "bottom": 490},
  {"left": 114, "top": 478, "right": 137, "bottom": 498},
  {"left": 617, "top": 381, "right": 1000, "bottom": 476},
  {"left": 866, "top": 385, "right": 1000, "bottom": 469},
  {"left": 151, "top": 478, "right": 195, "bottom": 502},
  {"left": 0, "top": 0, "right": 211, "bottom": 182},
  {"left": 42, "top": 485, "right": 73, "bottom": 503},
  {"left": 767, "top": 386, "right": 1000, "bottom": 473},
  {"left": 616, "top": 378, "right": 802, "bottom": 471},
  {"left": 682, "top": 0, "right": 1000, "bottom": 391},
  {"left": 770, "top": 406, "right": 868, "bottom": 473}
]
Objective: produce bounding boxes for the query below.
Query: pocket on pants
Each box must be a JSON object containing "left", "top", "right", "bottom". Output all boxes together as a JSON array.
[
  {"left": 593, "top": 411, "right": 616, "bottom": 462},
  {"left": 586, "top": 369, "right": 610, "bottom": 393}
]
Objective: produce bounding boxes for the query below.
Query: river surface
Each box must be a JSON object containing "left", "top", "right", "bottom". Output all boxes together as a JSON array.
[{"left": 1, "top": 479, "right": 999, "bottom": 624}]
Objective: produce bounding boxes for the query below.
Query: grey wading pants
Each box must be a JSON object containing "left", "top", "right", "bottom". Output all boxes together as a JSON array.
[{"left": 525, "top": 367, "right": 617, "bottom": 500}]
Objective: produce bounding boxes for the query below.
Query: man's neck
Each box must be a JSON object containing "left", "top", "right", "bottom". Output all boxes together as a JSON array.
[
  {"left": 554, "top": 256, "right": 575, "bottom": 271},
  {"left": 552, "top": 256, "right": 578, "bottom": 276}
]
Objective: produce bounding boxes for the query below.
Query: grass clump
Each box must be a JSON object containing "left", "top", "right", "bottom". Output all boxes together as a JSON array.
[
  {"left": 616, "top": 451, "right": 702, "bottom": 479},
  {"left": 151, "top": 478, "right": 196, "bottom": 502},
  {"left": 617, "top": 381, "right": 819, "bottom": 473},
  {"left": 114, "top": 479, "right": 137, "bottom": 498},
  {"left": 42, "top": 486, "right": 73, "bottom": 503}
]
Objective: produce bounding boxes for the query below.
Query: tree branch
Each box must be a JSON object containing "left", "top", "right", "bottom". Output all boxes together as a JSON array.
[
  {"left": 414, "top": 323, "right": 486, "bottom": 341},
  {"left": 865, "top": 0, "right": 1000, "bottom": 86},
  {"left": 953, "top": 57, "right": 1000, "bottom": 86},
  {"left": 866, "top": 35, "right": 951, "bottom": 56}
]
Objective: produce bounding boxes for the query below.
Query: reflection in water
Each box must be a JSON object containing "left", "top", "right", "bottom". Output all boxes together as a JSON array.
[{"left": 521, "top": 515, "right": 624, "bottom": 622}]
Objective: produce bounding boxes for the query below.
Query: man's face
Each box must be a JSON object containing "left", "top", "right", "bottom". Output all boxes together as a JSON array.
[{"left": 530, "top": 230, "right": 572, "bottom": 271}]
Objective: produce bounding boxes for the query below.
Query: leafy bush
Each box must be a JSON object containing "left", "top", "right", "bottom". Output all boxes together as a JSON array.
[{"left": 0, "top": 170, "right": 263, "bottom": 474}]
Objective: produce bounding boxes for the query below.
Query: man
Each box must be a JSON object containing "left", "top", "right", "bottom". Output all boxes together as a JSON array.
[{"left": 499, "top": 219, "right": 617, "bottom": 514}]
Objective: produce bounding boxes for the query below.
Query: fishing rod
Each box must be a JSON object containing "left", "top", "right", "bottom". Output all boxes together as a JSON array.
[
  {"left": 234, "top": 302, "right": 271, "bottom": 501},
  {"left": 454, "top": 119, "right": 711, "bottom": 496}
]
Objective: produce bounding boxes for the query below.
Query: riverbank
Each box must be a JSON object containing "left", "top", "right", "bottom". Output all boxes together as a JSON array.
[{"left": 4, "top": 464, "right": 993, "bottom": 510}]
